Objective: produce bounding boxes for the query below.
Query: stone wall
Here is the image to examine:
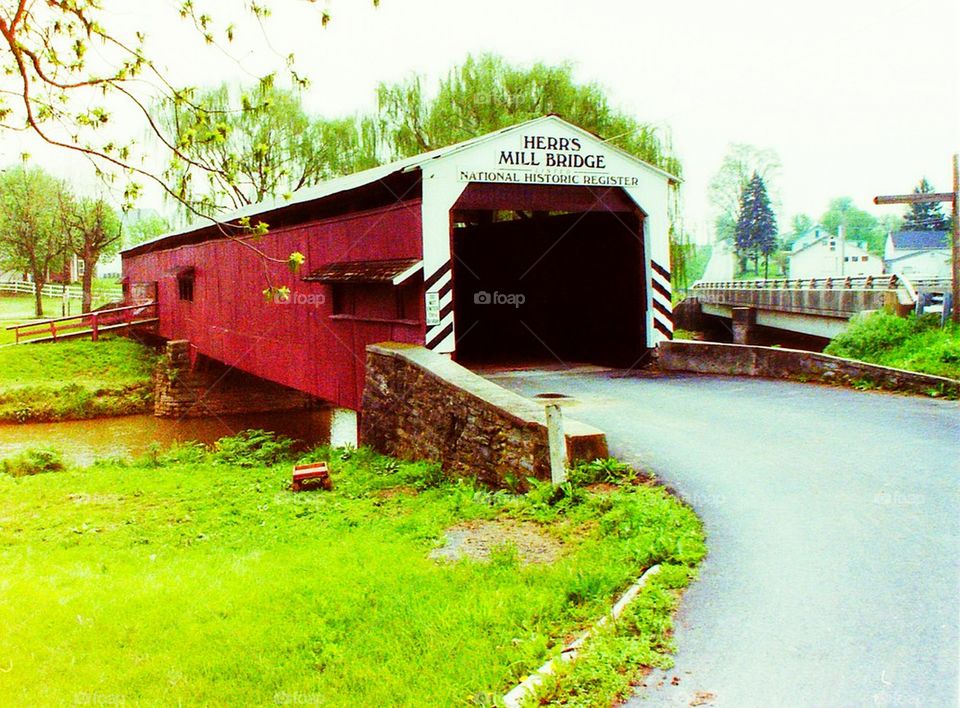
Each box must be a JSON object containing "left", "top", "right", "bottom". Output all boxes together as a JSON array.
[
  {"left": 360, "top": 343, "right": 609, "bottom": 487},
  {"left": 656, "top": 340, "right": 960, "bottom": 397},
  {"left": 154, "top": 340, "right": 317, "bottom": 418}
]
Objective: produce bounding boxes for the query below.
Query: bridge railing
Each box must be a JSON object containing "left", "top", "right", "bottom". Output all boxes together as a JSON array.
[
  {"left": 692, "top": 275, "right": 906, "bottom": 292},
  {"left": 5, "top": 301, "right": 157, "bottom": 344}
]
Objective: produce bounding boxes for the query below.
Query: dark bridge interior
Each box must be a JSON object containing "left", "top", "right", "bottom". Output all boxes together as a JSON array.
[{"left": 451, "top": 209, "right": 646, "bottom": 368}]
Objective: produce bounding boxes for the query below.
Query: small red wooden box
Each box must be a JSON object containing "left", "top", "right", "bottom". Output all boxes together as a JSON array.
[{"left": 291, "top": 461, "right": 332, "bottom": 492}]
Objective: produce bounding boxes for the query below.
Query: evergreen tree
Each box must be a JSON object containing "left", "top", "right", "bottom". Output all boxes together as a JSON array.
[
  {"left": 734, "top": 173, "right": 779, "bottom": 277},
  {"left": 902, "top": 178, "right": 949, "bottom": 231}
]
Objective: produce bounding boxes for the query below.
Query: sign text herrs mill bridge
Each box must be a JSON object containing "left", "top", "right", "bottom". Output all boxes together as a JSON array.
[{"left": 458, "top": 135, "right": 641, "bottom": 187}]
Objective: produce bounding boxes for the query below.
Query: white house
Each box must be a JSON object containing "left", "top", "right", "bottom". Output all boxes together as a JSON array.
[
  {"left": 788, "top": 227, "right": 884, "bottom": 278},
  {"left": 700, "top": 240, "right": 736, "bottom": 281},
  {"left": 883, "top": 231, "right": 951, "bottom": 278}
]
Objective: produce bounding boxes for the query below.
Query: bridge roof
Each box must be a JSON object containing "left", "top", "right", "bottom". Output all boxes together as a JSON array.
[{"left": 123, "top": 115, "right": 680, "bottom": 258}]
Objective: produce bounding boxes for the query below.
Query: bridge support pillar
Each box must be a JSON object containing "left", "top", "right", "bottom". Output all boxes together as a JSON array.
[
  {"left": 330, "top": 407, "right": 358, "bottom": 448},
  {"left": 732, "top": 306, "right": 757, "bottom": 345}
]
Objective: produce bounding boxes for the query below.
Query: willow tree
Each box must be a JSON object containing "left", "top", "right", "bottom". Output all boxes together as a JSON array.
[
  {"left": 376, "top": 54, "right": 682, "bottom": 176},
  {"left": 155, "top": 78, "right": 379, "bottom": 217}
]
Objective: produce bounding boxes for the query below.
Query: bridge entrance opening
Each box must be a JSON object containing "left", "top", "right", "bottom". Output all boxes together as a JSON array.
[{"left": 450, "top": 183, "right": 646, "bottom": 368}]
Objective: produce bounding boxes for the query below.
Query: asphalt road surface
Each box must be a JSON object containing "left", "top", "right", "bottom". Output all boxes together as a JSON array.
[{"left": 485, "top": 368, "right": 960, "bottom": 708}]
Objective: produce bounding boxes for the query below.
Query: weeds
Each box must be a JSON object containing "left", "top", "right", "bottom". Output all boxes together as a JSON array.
[
  {"left": 1, "top": 447, "right": 65, "bottom": 477},
  {"left": 211, "top": 429, "right": 295, "bottom": 467}
]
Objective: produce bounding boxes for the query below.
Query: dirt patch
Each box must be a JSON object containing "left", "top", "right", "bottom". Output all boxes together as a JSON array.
[
  {"left": 375, "top": 486, "right": 418, "bottom": 499},
  {"left": 430, "top": 519, "right": 562, "bottom": 565},
  {"left": 584, "top": 482, "right": 619, "bottom": 494}
]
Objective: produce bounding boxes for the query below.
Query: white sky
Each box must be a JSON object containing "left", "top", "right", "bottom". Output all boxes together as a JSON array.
[{"left": 3, "top": 0, "right": 958, "bottom": 241}]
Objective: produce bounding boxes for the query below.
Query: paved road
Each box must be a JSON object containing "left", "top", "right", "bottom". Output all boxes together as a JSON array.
[{"left": 486, "top": 369, "right": 960, "bottom": 707}]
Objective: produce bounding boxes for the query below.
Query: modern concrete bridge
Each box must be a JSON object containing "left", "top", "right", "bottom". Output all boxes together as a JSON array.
[{"left": 684, "top": 275, "right": 951, "bottom": 340}]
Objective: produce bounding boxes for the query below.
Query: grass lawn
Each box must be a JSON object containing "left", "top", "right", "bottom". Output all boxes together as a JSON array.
[
  {"left": 0, "top": 338, "right": 157, "bottom": 423},
  {"left": 0, "top": 293, "right": 64, "bottom": 320},
  {"left": 825, "top": 311, "right": 960, "bottom": 381},
  {"left": 0, "top": 295, "right": 65, "bottom": 344},
  {"left": 0, "top": 440, "right": 705, "bottom": 706}
]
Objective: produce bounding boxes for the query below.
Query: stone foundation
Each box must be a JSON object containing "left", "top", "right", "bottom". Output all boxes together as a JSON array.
[
  {"left": 360, "top": 343, "right": 609, "bottom": 487},
  {"left": 154, "top": 340, "right": 317, "bottom": 418}
]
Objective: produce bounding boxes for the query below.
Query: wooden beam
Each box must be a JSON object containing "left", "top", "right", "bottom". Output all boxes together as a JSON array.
[{"left": 873, "top": 192, "right": 955, "bottom": 205}]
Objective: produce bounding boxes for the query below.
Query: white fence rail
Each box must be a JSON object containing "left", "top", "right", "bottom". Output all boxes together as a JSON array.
[{"left": 0, "top": 280, "right": 123, "bottom": 303}]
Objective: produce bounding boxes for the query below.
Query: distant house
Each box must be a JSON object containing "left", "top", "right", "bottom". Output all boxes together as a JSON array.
[
  {"left": 47, "top": 255, "right": 82, "bottom": 284},
  {"left": 700, "top": 240, "right": 735, "bottom": 281},
  {"left": 96, "top": 253, "right": 123, "bottom": 280},
  {"left": 883, "top": 231, "right": 951, "bottom": 278},
  {"left": 788, "top": 226, "right": 883, "bottom": 279}
]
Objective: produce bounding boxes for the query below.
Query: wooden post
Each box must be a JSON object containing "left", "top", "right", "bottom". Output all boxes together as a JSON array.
[
  {"left": 545, "top": 403, "right": 567, "bottom": 485},
  {"left": 952, "top": 154, "right": 959, "bottom": 324},
  {"left": 874, "top": 159, "right": 959, "bottom": 324},
  {"left": 91, "top": 314, "right": 98, "bottom": 342}
]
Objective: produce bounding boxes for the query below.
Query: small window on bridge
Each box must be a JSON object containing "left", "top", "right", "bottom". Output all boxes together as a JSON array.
[{"left": 177, "top": 268, "right": 195, "bottom": 302}]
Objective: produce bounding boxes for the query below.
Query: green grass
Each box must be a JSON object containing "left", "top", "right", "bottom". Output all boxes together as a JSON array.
[
  {"left": 0, "top": 293, "right": 73, "bottom": 320},
  {"left": 0, "top": 441, "right": 705, "bottom": 706},
  {"left": 825, "top": 311, "right": 960, "bottom": 380},
  {"left": 0, "top": 295, "right": 65, "bottom": 344},
  {"left": 0, "top": 338, "right": 157, "bottom": 422}
]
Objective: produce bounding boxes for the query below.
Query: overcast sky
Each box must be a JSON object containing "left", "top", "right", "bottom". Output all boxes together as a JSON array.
[{"left": 4, "top": 0, "right": 958, "bottom": 241}]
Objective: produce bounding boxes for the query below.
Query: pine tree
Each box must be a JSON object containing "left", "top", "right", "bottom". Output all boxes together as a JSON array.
[
  {"left": 903, "top": 178, "right": 949, "bottom": 231},
  {"left": 734, "top": 173, "right": 779, "bottom": 277}
]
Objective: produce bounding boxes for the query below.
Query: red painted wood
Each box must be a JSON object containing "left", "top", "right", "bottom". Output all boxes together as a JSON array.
[{"left": 122, "top": 200, "right": 425, "bottom": 411}]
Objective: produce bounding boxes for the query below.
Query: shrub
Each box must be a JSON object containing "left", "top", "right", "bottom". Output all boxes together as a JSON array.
[
  {"left": 2, "top": 448, "right": 65, "bottom": 477},
  {"left": 211, "top": 429, "right": 295, "bottom": 467},
  {"left": 569, "top": 458, "right": 643, "bottom": 486},
  {"left": 825, "top": 311, "right": 921, "bottom": 361}
]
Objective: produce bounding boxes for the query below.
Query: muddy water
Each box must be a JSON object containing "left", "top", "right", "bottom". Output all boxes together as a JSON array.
[{"left": 0, "top": 410, "right": 333, "bottom": 466}]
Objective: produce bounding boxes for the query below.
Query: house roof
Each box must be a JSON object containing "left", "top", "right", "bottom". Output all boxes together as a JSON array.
[
  {"left": 122, "top": 115, "right": 680, "bottom": 257},
  {"left": 790, "top": 229, "right": 833, "bottom": 255},
  {"left": 789, "top": 226, "right": 831, "bottom": 253},
  {"left": 889, "top": 231, "right": 949, "bottom": 250}
]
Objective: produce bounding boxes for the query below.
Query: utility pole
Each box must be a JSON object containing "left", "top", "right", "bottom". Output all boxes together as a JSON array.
[{"left": 874, "top": 154, "right": 959, "bottom": 324}]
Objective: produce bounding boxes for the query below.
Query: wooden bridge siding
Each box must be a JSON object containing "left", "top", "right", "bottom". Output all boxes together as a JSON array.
[
  {"left": 122, "top": 200, "right": 425, "bottom": 411},
  {"left": 694, "top": 287, "right": 895, "bottom": 319}
]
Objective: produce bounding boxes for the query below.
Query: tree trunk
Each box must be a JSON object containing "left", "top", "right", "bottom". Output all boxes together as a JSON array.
[
  {"left": 81, "top": 254, "right": 96, "bottom": 313},
  {"left": 764, "top": 254, "right": 770, "bottom": 280},
  {"left": 32, "top": 275, "right": 45, "bottom": 317}
]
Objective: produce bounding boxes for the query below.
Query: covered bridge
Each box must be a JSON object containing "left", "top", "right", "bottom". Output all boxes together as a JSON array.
[{"left": 121, "top": 115, "right": 678, "bottom": 413}]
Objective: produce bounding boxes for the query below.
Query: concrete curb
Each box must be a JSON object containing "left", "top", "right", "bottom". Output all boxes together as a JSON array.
[
  {"left": 502, "top": 564, "right": 663, "bottom": 708},
  {"left": 656, "top": 340, "right": 960, "bottom": 398}
]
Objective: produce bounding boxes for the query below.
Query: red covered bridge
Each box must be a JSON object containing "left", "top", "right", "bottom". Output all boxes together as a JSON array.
[{"left": 122, "top": 116, "right": 677, "bottom": 418}]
